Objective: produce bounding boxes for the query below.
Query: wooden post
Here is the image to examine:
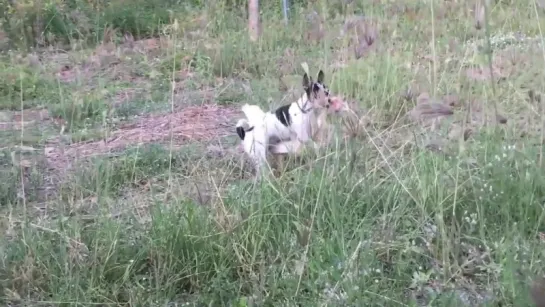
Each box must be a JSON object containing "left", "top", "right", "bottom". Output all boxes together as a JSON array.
[
  {"left": 282, "top": 0, "right": 289, "bottom": 25},
  {"left": 248, "top": 0, "right": 259, "bottom": 41}
]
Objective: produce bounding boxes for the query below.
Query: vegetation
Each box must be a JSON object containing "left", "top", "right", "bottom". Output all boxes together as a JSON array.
[{"left": 0, "top": 0, "right": 545, "bottom": 305}]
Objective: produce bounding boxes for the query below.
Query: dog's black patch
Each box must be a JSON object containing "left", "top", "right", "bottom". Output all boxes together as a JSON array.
[
  {"left": 275, "top": 104, "right": 292, "bottom": 127},
  {"left": 236, "top": 126, "right": 254, "bottom": 140},
  {"left": 236, "top": 126, "right": 246, "bottom": 140}
]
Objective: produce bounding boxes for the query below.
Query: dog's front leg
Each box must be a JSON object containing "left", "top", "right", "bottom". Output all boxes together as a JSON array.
[
  {"left": 269, "top": 139, "right": 303, "bottom": 154},
  {"left": 312, "top": 141, "right": 321, "bottom": 152},
  {"left": 311, "top": 126, "right": 328, "bottom": 154},
  {"left": 272, "top": 154, "right": 285, "bottom": 177}
]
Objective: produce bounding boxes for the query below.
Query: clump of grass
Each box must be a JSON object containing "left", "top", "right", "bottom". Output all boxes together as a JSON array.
[
  {"left": 0, "top": 147, "right": 47, "bottom": 206},
  {"left": 0, "top": 63, "right": 57, "bottom": 110},
  {"left": 1, "top": 0, "right": 545, "bottom": 306},
  {"left": 59, "top": 143, "right": 205, "bottom": 199},
  {"left": 0, "top": 0, "right": 188, "bottom": 50},
  {"left": 48, "top": 93, "right": 111, "bottom": 131},
  {"left": 156, "top": 50, "right": 204, "bottom": 79},
  {"left": 101, "top": 0, "right": 181, "bottom": 39},
  {"left": 0, "top": 155, "right": 19, "bottom": 206}
]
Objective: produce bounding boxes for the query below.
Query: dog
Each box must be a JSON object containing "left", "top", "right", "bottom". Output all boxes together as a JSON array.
[
  {"left": 235, "top": 70, "right": 333, "bottom": 177},
  {"left": 268, "top": 95, "right": 348, "bottom": 155}
]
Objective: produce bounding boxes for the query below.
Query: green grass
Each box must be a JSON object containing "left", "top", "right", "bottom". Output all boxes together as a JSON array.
[{"left": 1, "top": 0, "right": 545, "bottom": 306}]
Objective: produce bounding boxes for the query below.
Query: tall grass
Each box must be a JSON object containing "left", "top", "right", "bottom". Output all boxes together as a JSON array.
[{"left": 0, "top": 0, "right": 544, "bottom": 305}]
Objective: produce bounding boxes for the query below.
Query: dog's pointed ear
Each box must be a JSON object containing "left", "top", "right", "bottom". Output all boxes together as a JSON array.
[
  {"left": 303, "top": 73, "right": 312, "bottom": 98},
  {"left": 316, "top": 70, "right": 325, "bottom": 84},
  {"left": 303, "top": 73, "right": 310, "bottom": 88}
]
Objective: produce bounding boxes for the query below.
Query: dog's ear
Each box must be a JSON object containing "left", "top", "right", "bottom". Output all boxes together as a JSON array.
[
  {"left": 303, "top": 73, "right": 311, "bottom": 88},
  {"left": 303, "top": 73, "right": 312, "bottom": 98},
  {"left": 316, "top": 70, "right": 325, "bottom": 84}
]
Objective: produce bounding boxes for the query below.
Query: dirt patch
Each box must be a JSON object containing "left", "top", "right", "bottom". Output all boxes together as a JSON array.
[
  {"left": 53, "top": 37, "right": 170, "bottom": 84},
  {"left": 45, "top": 104, "right": 240, "bottom": 172},
  {"left": 0, "top": 108, "right": 50, "bottom": 131}
]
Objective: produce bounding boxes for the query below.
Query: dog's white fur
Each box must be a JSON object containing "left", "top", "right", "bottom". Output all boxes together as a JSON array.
[
  {"left": 269, "top": 96, "right": 348, "bottom": 155},
  {"left": 236, "top": 71, "right": 332, "bottom": 177},
  {"left": 236, "top": 95, "right": 316, "bottom": 177}
]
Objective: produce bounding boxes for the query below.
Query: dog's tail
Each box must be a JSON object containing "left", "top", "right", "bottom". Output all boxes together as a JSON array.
[
  {"left": 236, "top": 104, "right": 266, "bottom": 140},
  {"left": 241, "top": 104, "right": 266, "bottom": 125},
  {"left": 236, "top": 119, "right": 251, "bottom": 140}
]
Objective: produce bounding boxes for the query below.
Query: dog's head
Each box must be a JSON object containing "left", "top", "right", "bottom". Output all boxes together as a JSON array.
[
  {"left": 302, "top": 70, "right": 345, "bottom": 113},
  {"left": 302, "top": 70, "right": 329, "bottom": 108}
]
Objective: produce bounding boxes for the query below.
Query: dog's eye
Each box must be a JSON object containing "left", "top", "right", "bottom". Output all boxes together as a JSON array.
[{"left": 324, "top": 88, "right": 330, "bottom": 96}]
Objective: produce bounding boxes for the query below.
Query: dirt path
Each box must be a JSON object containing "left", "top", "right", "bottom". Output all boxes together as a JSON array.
[{"left": 44, "top": 104, "right": 241, "bottom": 172}]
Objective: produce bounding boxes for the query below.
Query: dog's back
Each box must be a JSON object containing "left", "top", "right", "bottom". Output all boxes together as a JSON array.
[{"left": 241, "top": 104, "right": 266, "bottom": 126}]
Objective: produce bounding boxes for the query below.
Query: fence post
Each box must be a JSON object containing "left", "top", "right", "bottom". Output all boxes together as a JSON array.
[
  {"left": 248, "top": 0, "right": 259, "bottom": 41},
  {"left": 282, "top": 0, "right": 289, "bottom": 25}
]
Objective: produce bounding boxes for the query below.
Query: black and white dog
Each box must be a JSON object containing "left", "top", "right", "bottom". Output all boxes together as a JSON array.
[{"left": 235, "top": 70, "right": 335, "bottom": 177}]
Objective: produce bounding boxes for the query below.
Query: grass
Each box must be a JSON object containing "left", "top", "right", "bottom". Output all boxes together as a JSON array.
[{"left": 1, "top": 0, "right": 545, "bottom": 305}]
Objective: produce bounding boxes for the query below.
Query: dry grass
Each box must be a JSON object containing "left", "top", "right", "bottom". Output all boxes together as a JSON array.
[{"left": 1, "top": 0, "right": 545, "bottom": 306}]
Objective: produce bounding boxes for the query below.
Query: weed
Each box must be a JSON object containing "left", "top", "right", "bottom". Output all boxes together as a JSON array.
[
  {"left": 1, "top": 0, "right": 545, "bottom": 306},
  {"left": 58, "top": 143, "right": 206, "bottom": 199},
  {"left": 0, "top": 64, "right": 56, "bottom": 110},
  {"left": 48, "top": 92, "right": 110, "bottom": 131}
]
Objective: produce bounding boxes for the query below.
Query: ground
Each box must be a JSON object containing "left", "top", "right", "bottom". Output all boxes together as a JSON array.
[{"left": 1, "top": 1, "right": 545, "bottom": 306}]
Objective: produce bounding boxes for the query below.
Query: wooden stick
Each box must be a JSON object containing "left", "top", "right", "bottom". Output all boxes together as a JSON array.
[{"left": 248, "top": 0, "right": 260, "bottom": 41}]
